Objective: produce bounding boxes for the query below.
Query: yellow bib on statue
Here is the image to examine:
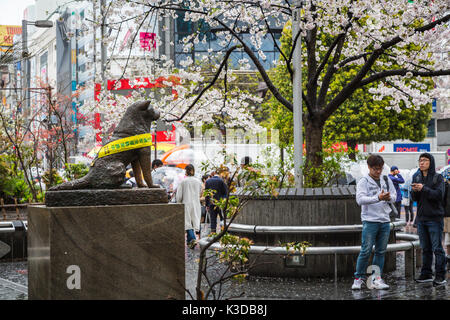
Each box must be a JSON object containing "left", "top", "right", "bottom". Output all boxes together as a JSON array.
[{"left": 91, "top": 133, "right": 153, "bottom": 166}]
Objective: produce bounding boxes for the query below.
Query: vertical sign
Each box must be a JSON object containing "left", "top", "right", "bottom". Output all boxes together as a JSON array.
[{"left": 139, "top": 32, "right": 157, "bottom": 51}]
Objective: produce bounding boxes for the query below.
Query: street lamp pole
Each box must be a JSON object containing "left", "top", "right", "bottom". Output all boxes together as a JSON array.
[
  {"left": 21, "top": 20, "right": 28, "bottom": 109},
  {"left": 292, "top": 0, "right": 303, "bottom": 188},
  {"left": 46, "top": 85, "right": 55, "bottom": 184},
  {"left": 21, "top": 20, "right": 53, "bottom": 116},
  {"left": 100, "top": 0, "right": 107, "bottom": 88}
]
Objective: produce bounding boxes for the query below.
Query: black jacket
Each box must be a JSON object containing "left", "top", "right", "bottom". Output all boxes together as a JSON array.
[
  {"left": 411, "top": 153, "right": 445, "bottom": 222},
  {"left": 205, "top": 176, "right": 228, "bottom": 208}
]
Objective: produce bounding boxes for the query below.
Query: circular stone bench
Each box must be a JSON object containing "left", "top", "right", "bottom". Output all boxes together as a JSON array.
[
  {"left": 198, "top": 232, "right": 420, "bottom": 281},
  {"left": 225, "top": 186, "right": 401, "bottom": 278}
]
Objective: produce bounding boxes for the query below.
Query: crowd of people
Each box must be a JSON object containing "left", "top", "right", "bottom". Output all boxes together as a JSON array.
[
  {"left": 124, "top": 157, "right": 250, "bottom": 249},
  {"left": 161, "top": 157, "right": 253, "bottom": 249},
  {"left": 353, "top": 153, "right": 449, "bottom": 290}
]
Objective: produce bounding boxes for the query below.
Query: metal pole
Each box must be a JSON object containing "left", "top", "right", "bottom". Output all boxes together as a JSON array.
[
  {"left": 292, "top": 1, "right": 303, "bottom": 188},
  {"left": 334, "top": 252, "right": 338, "bottom": 283},
  {"left": 21, "top": 20, "right": 27, "bottom": 108},
  {"left": 93, "top": 0, "right": 97, "bottom": 83},
  {"left": 47, "top": 86, "right": 53, "bottom": 182},
  {"left": 100, "top": 0, "right": 107, "bottom": 88},
  {"left": 154, "top": 132, "right": 157, "bottom": 160}
]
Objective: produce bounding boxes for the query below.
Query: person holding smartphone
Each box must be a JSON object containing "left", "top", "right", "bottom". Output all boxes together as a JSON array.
[
  {"left": 352, "top": 155, "right": 396, "bottom": 290},
  {"left": 411, "top": 153, "right": 447, "bottom": 286}
]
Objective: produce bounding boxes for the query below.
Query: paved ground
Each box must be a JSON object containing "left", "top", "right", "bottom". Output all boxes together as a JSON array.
[
  {"left": 1, "top": 254, "right": 448, "bottom": 300},
  {"left": 186, "top": 220, "right": 450, "bottom": 300},
  {"left": 184, "top": 236, "right": 449, "bottom": 300},
  {"left": 0, "top": 216, "right": 448, "bottom": 300},
  {"left": 0, "top": 261, "right": 27, "bottom": 300}
]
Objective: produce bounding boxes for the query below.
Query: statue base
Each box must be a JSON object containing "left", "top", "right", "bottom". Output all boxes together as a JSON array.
[
  {"left": 45, "top": 188, "right": 168, "bottom": 207},
  {"left": 28, "top": 203, "right": 185, "bottom": 299}
]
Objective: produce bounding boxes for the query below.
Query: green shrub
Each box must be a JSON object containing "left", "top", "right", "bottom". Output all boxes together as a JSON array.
[
  {"left": 64, "top": 163, "right": 89, "bottom": 181},
  {"left": 0, "top": 155, "right": 34, "bottom": 203},
  {"left": 42, "top": 169, "right": 63, "bottom": 189}
]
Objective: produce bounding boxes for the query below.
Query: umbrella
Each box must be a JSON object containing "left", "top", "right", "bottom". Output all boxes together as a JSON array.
[
  {"left": 348, "top": 161, "right": 391, "bottom": 183},
  {"left": 152, "top": 166, "right": 185, "bottom": 193},
  {"left": 398, "top": 169, "right": 410, "bottom": 184},
  {"left": 161, "top": 145, "right": 207, "bottom": 169},
  {"left": 438, "top": 164, "right": 450, "bottom": 181},
  {"left": 155, "top": 142, "right": 176, "bottom": 153}
]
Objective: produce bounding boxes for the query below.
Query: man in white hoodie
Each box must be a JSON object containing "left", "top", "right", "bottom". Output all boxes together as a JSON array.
[{"left": 352, "top": 155, "right": 396, "bottom": 290}]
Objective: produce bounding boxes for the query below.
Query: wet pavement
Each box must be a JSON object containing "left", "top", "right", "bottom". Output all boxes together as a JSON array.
[
  {"left": 0, "top": 253, "right": 447, "bottom": 300},
  {"left": 185, "top": 241, "right": 449, "bottom": 300},
  {"left": 184, "top": 222, "right": 449, "bottom": 300},
  {"left": 0, "top": 261, "right": 28, "bottom": 300},
  {"left": 0, "top": 222, "right": 448, "bottom": 300}
]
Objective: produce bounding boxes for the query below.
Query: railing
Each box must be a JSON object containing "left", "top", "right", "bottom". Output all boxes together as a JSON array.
[
  {"left": 0, "top": 199, "right": 32, "bottom": 261},
  {"left": 199, "top": 232, "right": 418, "bottom": 254},
  {"left": 0, "top": 221, "right": 15, "bottom": 233},
  {"left": 228, "top": 220, "right": 405, "bottom": 234},
  {"left": 0, "top": 198, "right": 40, "bottom": 221},
  {"left": 198, "top": 220, "right": 421, "bottom": 281}
]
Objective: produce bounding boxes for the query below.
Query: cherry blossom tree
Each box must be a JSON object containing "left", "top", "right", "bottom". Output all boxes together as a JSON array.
[
  {"left": 82, "top": 0, "right": 450, "bottom": 185},
  {"left": 0, "top": 94, "right": 43, "bottom": 201},
  {"left": 0, "top": 77, "right": 80, "bottom": 198},
  {"left": 81, "top": 73, "right": 264, "bottom": 142},
  {"left": 63, "top": 1, "right": 450, "bottom": 298}
]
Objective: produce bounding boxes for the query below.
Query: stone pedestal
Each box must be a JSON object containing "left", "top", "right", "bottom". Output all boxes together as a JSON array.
[{"left": 28, "top": 203, "right": 184, "bottom": 299}]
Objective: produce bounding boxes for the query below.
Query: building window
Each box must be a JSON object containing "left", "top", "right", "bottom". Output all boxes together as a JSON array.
[
  {"left": 174, "top": 10, "right": 283, "bottom": 70},
  {"left": 427, "top": 119, "right": 436, "bottom": 138}
]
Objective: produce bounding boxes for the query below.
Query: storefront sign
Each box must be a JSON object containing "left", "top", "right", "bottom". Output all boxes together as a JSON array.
[
  {"left": 393, "top": 143, "right": 430, "bottom": 152},
  {"left": 0, "top": 25, "right": 22, "bottom": 47}
]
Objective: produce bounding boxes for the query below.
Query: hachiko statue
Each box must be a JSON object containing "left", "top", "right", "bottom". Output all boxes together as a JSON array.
[{"left": 50, "top": 101, "right": 160, "bottom": 190}]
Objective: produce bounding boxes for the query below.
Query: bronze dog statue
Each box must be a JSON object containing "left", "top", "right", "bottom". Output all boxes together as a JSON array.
[{"left": 49, "top": 100, "right": 160, "bottom": 190}]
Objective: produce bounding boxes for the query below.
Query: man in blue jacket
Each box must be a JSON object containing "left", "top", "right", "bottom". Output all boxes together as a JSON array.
[
  {"left": 411, "top": 153, "right": 447, "bottom": 286},
  {"left": 388, "top": 166, "right": 405, "bottom": 219},
  {"left": 205, "top": 171, "right": 228, "bottom": 233}
]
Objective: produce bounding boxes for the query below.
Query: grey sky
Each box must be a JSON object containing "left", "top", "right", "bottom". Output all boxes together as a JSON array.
[{"left": 0, "top": 0, "right": 35, "bottom": 26}]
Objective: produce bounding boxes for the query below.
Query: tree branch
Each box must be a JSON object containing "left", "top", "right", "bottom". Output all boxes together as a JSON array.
[
  {"left": 337, "top": 52, "right": 371, "bottom": 68},
  {"left": 166, "top": 45, "right": 240, "bottom": 122},
  {"left": 322, "top": 13, "right": 450, "bottom": 119},
  {"left": 359, "top": 69, "right": 450, "bottom": 88},
  {"left": 258, "top": 4, "right": 292, "bottom": 79},
  {"left": 317, "top": 35, "right": 345, "bottom": 111},
  {"left": 210, "top": 17, "right": 295, "bottom": 112}
]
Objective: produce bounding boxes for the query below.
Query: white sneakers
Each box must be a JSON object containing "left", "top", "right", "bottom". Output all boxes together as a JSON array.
[
  {"left": 352, "top": 278, "right": 365, "bottom": 290},
  {"left": 352, "top": 276, "right": 389, "bottom": 290},
  {"left": 371, "top": 276, "right": 390, "bottom": 289}
]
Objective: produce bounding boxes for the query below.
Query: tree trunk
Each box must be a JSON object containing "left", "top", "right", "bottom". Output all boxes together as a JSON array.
[
  {"left": 304, "top": 118, "right": 325, "bottom": 187},
  {"left": 347, "top": 140, "right": 358, "bottom": 161},
  {"left": 279, "top": 147, "right": 285, "bottom": 188}
]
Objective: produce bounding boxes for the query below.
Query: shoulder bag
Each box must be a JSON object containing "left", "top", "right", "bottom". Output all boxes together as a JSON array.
[{"left": 383, "top": 175, "right": 398, "bottom": 220}]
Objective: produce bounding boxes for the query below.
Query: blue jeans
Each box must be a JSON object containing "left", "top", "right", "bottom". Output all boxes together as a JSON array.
[
  {"left": 209, "top": 206, "right": 223, "bottom": 232},
  {"left": 354, "top": 221, "right": 391, "bottom": 279},
  {"left": 186, "top": 229, "right": 196, "bottom": 244},
  {"left": 417, "top": 220, "right": 447, "bottom": 277}
]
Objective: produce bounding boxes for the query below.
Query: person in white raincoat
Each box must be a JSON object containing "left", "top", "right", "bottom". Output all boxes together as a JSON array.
[{"left": 176, "top": 164, "right": 203, "bottom": 248}]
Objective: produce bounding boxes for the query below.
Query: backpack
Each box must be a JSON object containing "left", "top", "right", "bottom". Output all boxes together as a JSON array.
[{"left": 432, "top": 174, "right": 450, "bottom": 217}]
